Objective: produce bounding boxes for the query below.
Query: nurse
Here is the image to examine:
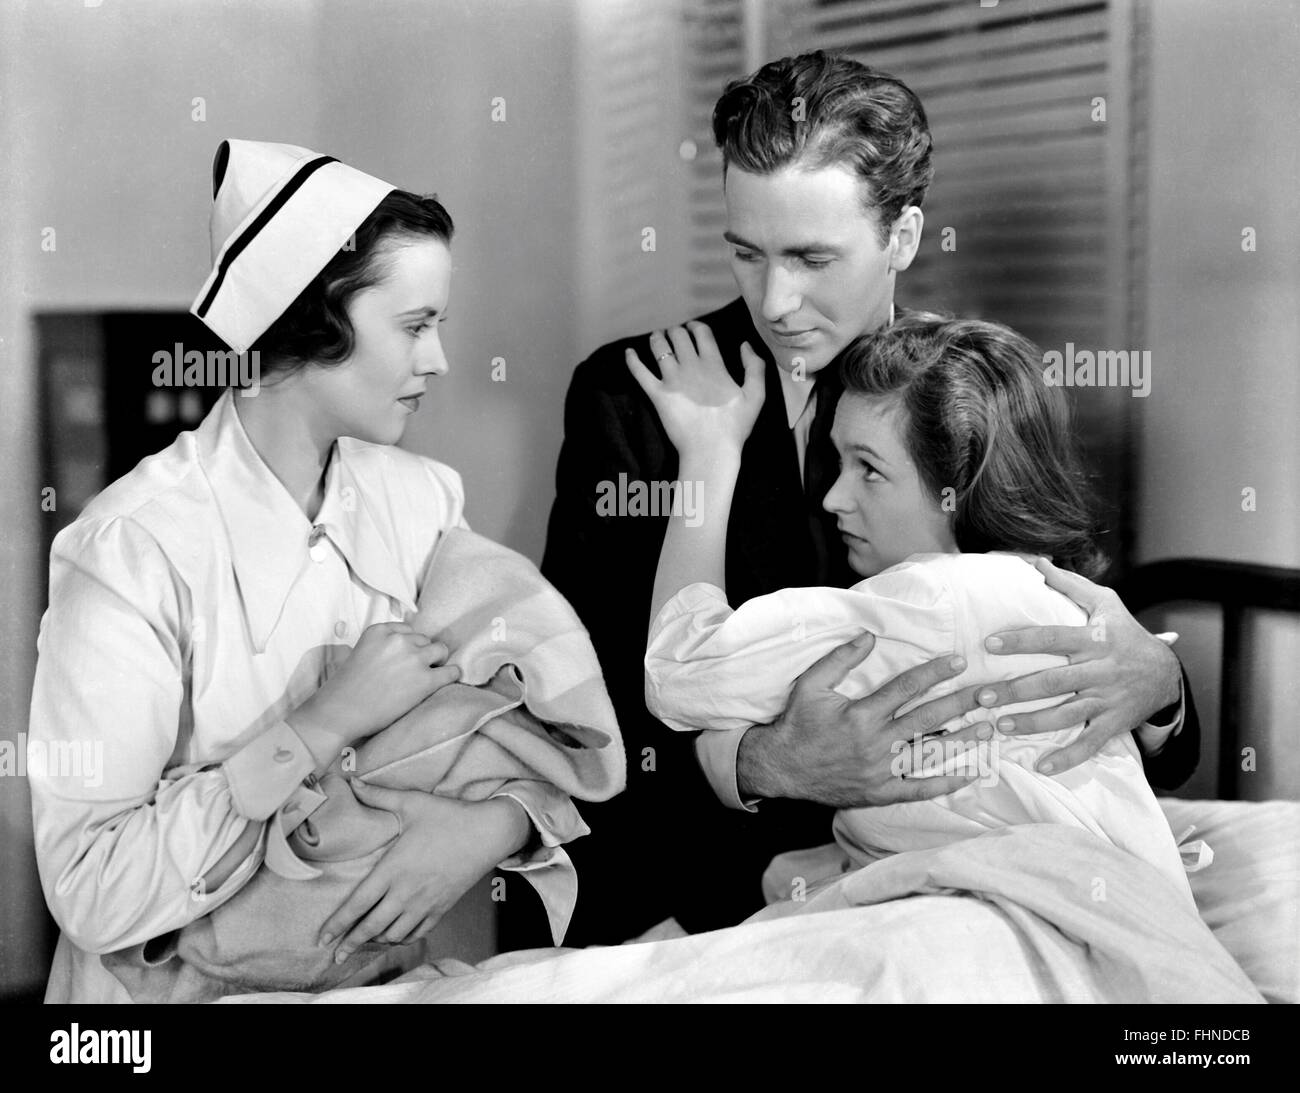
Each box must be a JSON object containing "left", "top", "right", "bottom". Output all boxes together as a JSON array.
[{"left": 29, "top": 140, "right": 558, "bottom": 1002}]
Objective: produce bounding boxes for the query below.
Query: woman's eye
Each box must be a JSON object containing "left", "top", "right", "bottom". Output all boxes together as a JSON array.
[
  {"left": 406, "top": 322, "right": 430, "bottom": 336},
  {"left": 860, "top": 461, "right": 882, "bottom": 481},
  {"left": 732, "top": 249, "right": 759, "bottom": 263}
]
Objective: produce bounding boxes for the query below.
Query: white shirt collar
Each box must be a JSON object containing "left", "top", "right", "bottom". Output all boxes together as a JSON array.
[{"left": 196, "top": 390, "right": 413, "bottom": 650}]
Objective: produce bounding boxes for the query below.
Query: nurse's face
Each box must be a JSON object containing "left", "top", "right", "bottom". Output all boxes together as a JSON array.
[
  {"left": 308, "top": 236, "right": 452, "bottom": 446},
  {"left": 823, "top": 392, "right": 958, "bottom": 577}
]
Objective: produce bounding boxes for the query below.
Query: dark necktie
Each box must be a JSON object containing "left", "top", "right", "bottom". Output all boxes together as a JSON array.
[{"left": 803, "top": 366, "right": 844, "bottom": 585}]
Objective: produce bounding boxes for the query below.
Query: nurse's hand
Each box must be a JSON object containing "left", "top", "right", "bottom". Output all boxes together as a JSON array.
[
  {"left": 319, "top": 787, "right": 530, "bottom": 962},
  {"left": 290, "top": 622, "right": 461, "bottom": 768}
]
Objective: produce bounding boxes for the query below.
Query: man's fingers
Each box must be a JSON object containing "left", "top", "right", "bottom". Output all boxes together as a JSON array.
[
  {"left": 986, "top": 624, "right": 1091, "bottom": 658},
  {"left": 1035, "top": 718, "right": 1113, "bottom": 775},
  {"left": 862, "top": 653, "right": 967, "bottom": 717},
  {"left": 896, "top": 773, "right": 978, "bottom": 801},
  {"left": 891, "top": 680, "right": 983, "bottom": 737},
  {"left": 793, "top": 631, "right": 876, "bottom": 692},
  {"left": 1033, "top": 556, "right": 1110, "bottom": 614},
  {"left": 925, "top": 720, "right": 995, "bottom": 748},
  {"left": 994, "top": 697, "right": 1105, "bottom": 737},
  {"left": 893, "top": 731, "right": 994, "bottom": 776},
  {"left": 973, "top": 663, "right": 1088, "bottom": 710}
]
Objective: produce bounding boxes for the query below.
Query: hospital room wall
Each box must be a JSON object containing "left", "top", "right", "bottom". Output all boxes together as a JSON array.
[
  {"left": 0, "top": 0, "right": 581, "bottom": 999},
  {"left": 1136, "top": 0, "right": 1300, "bottom": 801}
]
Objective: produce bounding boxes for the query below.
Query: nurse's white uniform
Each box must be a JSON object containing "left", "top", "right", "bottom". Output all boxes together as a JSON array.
[{"left": 29, "top": 390, "right": 569, "bottom": 1002}]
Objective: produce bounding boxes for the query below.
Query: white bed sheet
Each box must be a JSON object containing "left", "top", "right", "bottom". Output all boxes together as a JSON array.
[
  {"left": 220, "top": 798, "right": 1298, "bottom": 1004},
  {"left": 1158, "top": 798, "right": 1300, "bottom": 1004}
]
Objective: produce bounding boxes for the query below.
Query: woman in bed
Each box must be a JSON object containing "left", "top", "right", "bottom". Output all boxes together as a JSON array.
[
  {"left": 28, "top": 140, "right": 571, "bottom": 1002},
  {"left": 629, "top": 312, "right": 1192, "bottom": 901}
]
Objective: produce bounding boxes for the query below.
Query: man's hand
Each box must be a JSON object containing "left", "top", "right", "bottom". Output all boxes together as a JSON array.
[
  {"left": 975, "top": 557, "right": 1182, "bottom": 775},
  {"left": 737, "top": 631, "right": 993, "bottom": 809},
  {"left": 319, "top": 787, "right": 530, "bottom": 963}
]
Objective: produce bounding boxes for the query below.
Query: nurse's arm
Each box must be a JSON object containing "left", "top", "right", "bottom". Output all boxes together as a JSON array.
[{"left": 30, "top": 518, "right": 273, "bottom": 955}]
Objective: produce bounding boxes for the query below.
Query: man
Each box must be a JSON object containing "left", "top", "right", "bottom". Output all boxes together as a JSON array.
[{"left": 502, "top": 51, "right": 1199, "bottom": 948}]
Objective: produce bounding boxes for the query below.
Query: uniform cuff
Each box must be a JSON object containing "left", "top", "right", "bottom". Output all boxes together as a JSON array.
[
  {"left": 490, "top": 781, "right": 589, "bottom": 849},
  {"left": 222, "top": 720, "right": 316, "bottom": 821},
  {"left": 694, "top": 727, "right": 760, "bottom": 812},
  {"left": 491, "top": 782, "right": 587, "bottom": 945}
]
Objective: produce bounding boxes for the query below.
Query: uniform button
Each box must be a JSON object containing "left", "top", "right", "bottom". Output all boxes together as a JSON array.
[
  {"left": 334, "top": 620, "right": 349, "bottom": 639},
  {"left": 308, "top": 525, "right": 329, "bottom": 563},
  {"left": 273, "top": 746, "right": 295, "bottom": 764}
]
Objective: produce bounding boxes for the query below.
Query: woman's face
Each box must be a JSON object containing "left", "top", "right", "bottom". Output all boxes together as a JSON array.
[
  {"left": 823, "top": 392, "right": 958, "bottom": 577},
  {"left": 303, "top": 236, "right": 452, "bottom": 446}
]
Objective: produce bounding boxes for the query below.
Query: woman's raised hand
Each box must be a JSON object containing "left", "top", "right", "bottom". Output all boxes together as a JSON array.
[
  {"left": 626, "top": 322, "right": 766, "bottom": 458},
  {"left": 289, "top": 621, "right": 461, "bottom": 767}
]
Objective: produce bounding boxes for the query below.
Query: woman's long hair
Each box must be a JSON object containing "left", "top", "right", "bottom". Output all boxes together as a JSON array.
[{"left": 837, "top": 312, "right": 1108, "bottom": 579}]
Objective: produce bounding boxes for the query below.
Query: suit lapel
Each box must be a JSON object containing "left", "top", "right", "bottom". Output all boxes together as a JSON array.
[{"left": 706, "top": 299, "right": 820, "bottom": 604}]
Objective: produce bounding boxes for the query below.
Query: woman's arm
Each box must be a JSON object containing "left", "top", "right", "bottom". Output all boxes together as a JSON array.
[
  {"left": 30, "top": 519, "right": 269, "bottom": 954},
  {"left": 625, "top": 322, "right": 766, "bottom": 624}
]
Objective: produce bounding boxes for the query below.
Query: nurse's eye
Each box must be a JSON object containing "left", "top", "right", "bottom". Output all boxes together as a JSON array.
[
  {"left": 405, "top": 321, "right": 431, "bottom": 337},
  {"left": 860, "top": 459, "right": 883, "bottom": 482}
]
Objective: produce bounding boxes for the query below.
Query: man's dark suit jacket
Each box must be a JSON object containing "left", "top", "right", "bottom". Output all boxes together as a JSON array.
[{"left": 499, "top": 295, "right": 1201, "bottom": 949}]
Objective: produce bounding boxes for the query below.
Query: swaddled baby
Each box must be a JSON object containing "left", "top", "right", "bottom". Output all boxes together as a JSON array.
[{"left": 634, "top": 313, "right": 1191, "bottom": 901}]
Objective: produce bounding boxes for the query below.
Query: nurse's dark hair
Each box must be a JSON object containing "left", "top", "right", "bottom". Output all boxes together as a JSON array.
[
  {"left": 712, "top": 50, "right": 933, "bottom": 245},
  {"left": 249, "top": 190, "right": 453, "bottom": 375},
  {"left": 836, "top": 313, "right": 1108, "bottom": 580}
]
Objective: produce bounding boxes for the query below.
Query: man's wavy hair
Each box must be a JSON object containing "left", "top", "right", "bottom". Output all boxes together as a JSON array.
[
  {"left": 250, "top": 190, "right": 454, "bottom": 376},
  {"left": 837, "top": 313, "right": 1108, "bottom": 579},
  {"left": 711, "top": 50, "right": 934, "bottom": 244}
]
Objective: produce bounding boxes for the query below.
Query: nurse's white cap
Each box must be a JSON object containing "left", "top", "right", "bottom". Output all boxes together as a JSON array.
[{"left": 191, "top": 139, "right": 396, "bottom": 354}]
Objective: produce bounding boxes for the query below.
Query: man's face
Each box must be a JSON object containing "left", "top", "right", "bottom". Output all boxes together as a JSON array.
[{"left": 723, "top": 162, "right": 899, "bottom": 376}]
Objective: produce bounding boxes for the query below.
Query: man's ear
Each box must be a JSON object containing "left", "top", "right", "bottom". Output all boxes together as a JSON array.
[{"left": 888, "top": 206, "right": 924, "bottom": 273}]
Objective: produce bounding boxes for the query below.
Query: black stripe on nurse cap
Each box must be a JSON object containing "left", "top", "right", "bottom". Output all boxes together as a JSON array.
[{"left": 196, "top": 153, "right": 339, "bottom": 318}]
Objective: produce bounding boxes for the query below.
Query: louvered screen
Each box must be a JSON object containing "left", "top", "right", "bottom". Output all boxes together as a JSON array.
[
  {"left": 681, "top": 0, "right": 751, "bottom": 314},
  {"left": 783, "top": 0, "right": 1142, "bottom": 569}
]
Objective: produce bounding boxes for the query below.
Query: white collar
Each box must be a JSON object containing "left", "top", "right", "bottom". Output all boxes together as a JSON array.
[{"left": 195, "top": 390, "right": 413, "bottom": 651}]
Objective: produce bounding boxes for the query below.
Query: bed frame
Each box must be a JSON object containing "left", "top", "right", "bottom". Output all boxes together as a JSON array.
[{"left": 1117, "top": 558, "right": 1300, "bottom": 799}]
